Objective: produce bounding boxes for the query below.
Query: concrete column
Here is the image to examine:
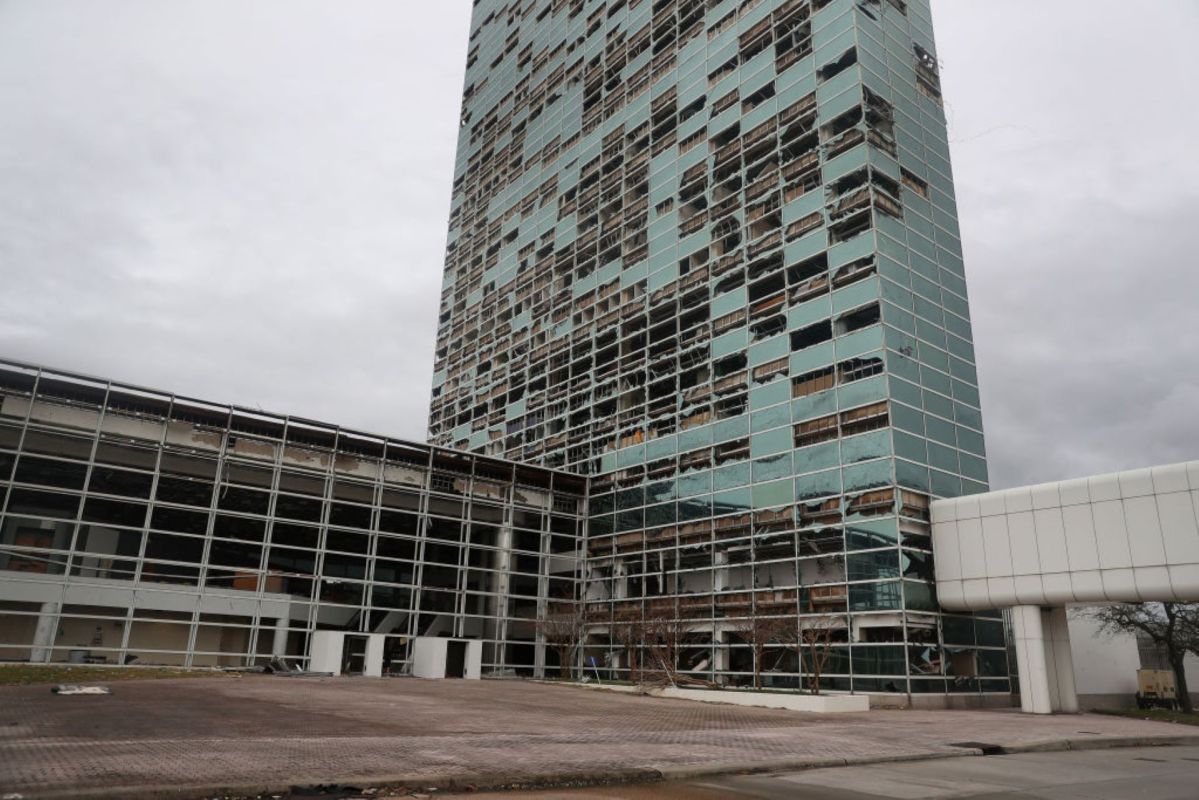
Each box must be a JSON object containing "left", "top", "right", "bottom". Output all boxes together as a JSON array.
[
  {"left": 308, "top": 630, "right": 344, "bottom": 675},
  {"left": 465, "top": 640, "right": 483, "bottom": 680},
  {"left": 30, "top": 601, "right": 59, "bottom": 663},
  {"left": 363, "top": 634, "right": 385, "bottom": 678},
  {"left": 412, "top": 636, "right": 448, "bottom": 679},
  {"left": 272, "top": 617, "right": 289, "bottom": 658},
  {"left": 713, "top": 629, "right": 729, "bottom": 674},
  {"left": 1011, "top": 605, "right": 1053, "bottom": 714},
  {"left": 713, "top": 552, "right": 729, "bottom": 592},
  {"left": 1045, "top": 607, "right": 1079, "bottom": 712}
]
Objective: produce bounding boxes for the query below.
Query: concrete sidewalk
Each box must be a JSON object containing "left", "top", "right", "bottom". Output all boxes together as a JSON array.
[
  {"left": 445, "top": 745, "right": 1199, "bottom": 799},
  {"left": 0, "top": 676, "right": 1195, "bottom": 799}
]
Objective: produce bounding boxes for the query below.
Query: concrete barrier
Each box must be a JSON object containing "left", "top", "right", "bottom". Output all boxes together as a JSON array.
[
  {"left": 557, "top": 681, "right": 870, "bottom": 713},
  {"left": 657, "top": 686, "right": 870, "bottom": 713}
]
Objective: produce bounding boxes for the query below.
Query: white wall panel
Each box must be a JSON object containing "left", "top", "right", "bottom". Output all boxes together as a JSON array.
[
  {"left": 1069, "top": 569, "right": 1103, "bottom": 599},
  {"left": 1058, "top": 477, "right": 1091, "bottom": 507},
  {"left": 1061, "top": 505, "right": 1100, "bottom": 571},
  {"left": 1157, "top": 492, "right": 1199, "bottom": 564},
  {"left": 1101, "top": 568, "right": 1138, "bottom": 599},
  {"left": 1092, "top": 500, "right": 1132, "bottom": 570},
  {"left": 1030, "top": 483, "right": 1060, "bottom": 511},
  {"left": 1007, "top": 511, "right": 1040, "bottom": 575},
  {"left": 1033, "top": 508, "right": 1070, "bottom": 575},
  {"left": 1123, "top": 496, "right": 1166, "bottom": 568},
  {"left": 956, "top": 518, "right": 987, "bottom": 581},
  {"left": 1152, "top": 463, "right": 1189, "bottom": 495},
  {"left": 982, "top": 515, "right": 1014, "bottom": 576},
  {"left": 1089, "top": 473, "right": 1122, "bottom": 503},
  {"left": 1133, "top": 566, "right": 1172, "bottom": 598},
  {"left": 1119, "top": 468, "right": 1155, "bottom": 499},
  {"left": 932, "top": 460, "right": 1199, "bottom": 609},
  {"left": 935, "top": 520, "right": 962, "bottom": 581},
  {"left": 1040, "top": 571, "right": 1074, "bottom": 605},
  {"left": 1004, "top": 488, "right": 1033, "bottom": 514}
]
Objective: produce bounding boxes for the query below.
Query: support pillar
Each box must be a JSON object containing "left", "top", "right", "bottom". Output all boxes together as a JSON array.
[
  {"left": 1011, "top": 605, "right": 1079, "bottom": 714},
  {"left": 1045, "top": 607, "right": 1079, "bottom": 712},
  {"left": 272, "top": 617, "right": 289, "bottom": 658},
  {"left": 363, "top": 634, "right": 385, "bottom": 678},
  {"left": 1011, "top": 605, "right": 1052, "bottom": 714},
  {"left": 30, "top": 602, "right": 58, "bottom": 664}
]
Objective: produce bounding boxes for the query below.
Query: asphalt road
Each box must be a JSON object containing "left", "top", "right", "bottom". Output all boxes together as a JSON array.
[{"left": 445, "top": 744, "right": 1199, "bottom": 800}]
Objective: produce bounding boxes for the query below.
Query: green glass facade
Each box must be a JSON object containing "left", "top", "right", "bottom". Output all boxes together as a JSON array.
[{"left": 430, "top": 0, "right": 1008, "bottom": 694}]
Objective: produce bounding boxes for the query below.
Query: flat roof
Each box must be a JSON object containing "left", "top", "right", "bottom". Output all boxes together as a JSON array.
[{"left": 0, "top": 357, "right": 587, "bottom": 485}]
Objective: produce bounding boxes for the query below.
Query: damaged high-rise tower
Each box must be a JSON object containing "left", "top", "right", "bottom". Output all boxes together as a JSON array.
[{"left": 429, "top": 0, "right": 1009, "bottom": 696}]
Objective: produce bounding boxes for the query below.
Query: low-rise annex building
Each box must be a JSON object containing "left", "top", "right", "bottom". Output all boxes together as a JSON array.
[{"left": 0, "top": 359, "right": 586, "bottom": 677}]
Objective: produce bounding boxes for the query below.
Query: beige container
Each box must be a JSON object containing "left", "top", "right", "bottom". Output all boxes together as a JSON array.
[{"left": 1137, "top": 668, "right": 1177, "bottom": 700}]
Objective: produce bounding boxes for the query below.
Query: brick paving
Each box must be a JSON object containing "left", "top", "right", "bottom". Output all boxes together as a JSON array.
[{"left": 0, "top": 676, "right": 1192, "bottom": 799}]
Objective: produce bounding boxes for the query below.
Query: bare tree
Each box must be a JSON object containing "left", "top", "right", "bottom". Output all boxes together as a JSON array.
[
  {"left": 1086, "top": 602, "right": 1199, "bottom": 714},
  {"left": 643, "top": 602, "right": 691, "bottom": 686},
  {"left": 610, "top": 605, "right": 645, "bottom": 683},
  {"left": 731, "top": 614, "right": 792, "bottom": 690},
  {"left": 536, "top": 601, "right": 590, "bottom": 680},
  {"left": 779, "top": 609, "right": 844, "bottom": 696}
]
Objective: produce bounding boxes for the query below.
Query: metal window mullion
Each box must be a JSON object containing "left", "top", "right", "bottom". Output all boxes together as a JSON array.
[
  {"left": 245, "top": 419, "right": 287, "bottom": 665},
  {"left": 408, "top": 448, "right": 433, "bottom": 639},
  {"left": 363, "top": 439, "right": 386, "bottom": 641},
  {"left": 13, "top": 370, "right": 69, "bottom": 663},
  {"left": 68, "top": 382, "right": 111, "bottom": 655},
  {"left": 183, "top": 402, "right": 228, "bottom": 667},
  {"left": 129, "top": 395, "right": 170, "bottom": 599}
]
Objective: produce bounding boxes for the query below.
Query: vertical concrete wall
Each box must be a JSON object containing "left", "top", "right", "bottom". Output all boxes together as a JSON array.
[
  {"left": 411, "top": 637, "right": 482, "bottom": 680},
  {"left": 309, "top": 631, "right": 344, "bottom": 676},
  {"left": 1068, "top": 610, "right": 1199, "bottom": 708},
  {"left": 412, "top": 637, "right": 448, "bottom": 679},
  {"left": 1067, "top": 612, "right": 1141, "bottom": 706},
  {"left": 465, "top": 640, "right": 483, "bottom": 680},
  {"left": 363, "top": 635, "right": 385, "bottom": 678}
]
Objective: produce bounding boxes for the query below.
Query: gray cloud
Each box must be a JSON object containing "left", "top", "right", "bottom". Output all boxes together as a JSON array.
[
  {"left": 932, "top": 0, "right": 1199, "bottom": 487},
  {"left": 1, "top": 1, "right": 1196, "bottom": 489},
  {"left": 0, "top": 0, "right": 469, "bottom": 438}
]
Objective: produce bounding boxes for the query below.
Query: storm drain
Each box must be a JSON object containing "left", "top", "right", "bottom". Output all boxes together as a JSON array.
[
  {"left": 948, "top": 741, "right": 1006, "bottom": 756},
  {"left": 288, "top": 786, "right": 365, "bottom": 799}
]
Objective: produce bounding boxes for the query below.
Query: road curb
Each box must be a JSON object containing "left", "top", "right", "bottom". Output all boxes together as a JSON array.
[
  {"left": 25, "top": 735, "right": 1199, "bottom": 799},
  {"left": 653, "top": 748, "right": 976, "bottom": 782},
  {"left": 995, "top": 734, "right": 1199, "bottom": 754}
]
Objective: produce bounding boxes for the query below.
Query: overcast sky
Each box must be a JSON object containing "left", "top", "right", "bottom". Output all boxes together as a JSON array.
[{"left": 1, "top": 1, "right": 1196, "bottom": 490}]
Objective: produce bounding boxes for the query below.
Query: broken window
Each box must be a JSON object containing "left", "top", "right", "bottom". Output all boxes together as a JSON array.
[
  {"left": 913, "top": 45, "right": 942, "bottom": 103},
  {"left": 836, "top": 303, "right": 881, "bottom": 335},
  {"left": 790, "top": 320, "right": 833, "bottom": 351},
  {"left": 818, "top": 48, "right": 858, "bottom": 83}
]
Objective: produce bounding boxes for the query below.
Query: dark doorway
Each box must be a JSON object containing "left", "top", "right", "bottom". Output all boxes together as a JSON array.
[
  {"left": 446, "top": 640, "right": 467, "bottom": 678},
  {"left": 342, "top": 635, "right": 368, "bottom": 675}
]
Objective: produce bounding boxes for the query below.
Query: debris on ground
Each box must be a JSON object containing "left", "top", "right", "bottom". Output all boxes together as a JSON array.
[
  {"left": 50, "top": 684, "right": 111, "bottom": 695},
  {"left": 211, "top": 786, "right": 445, "bottom": 799},
  {"left": 263, "top": 657, "right": 333, "bottom": 678}
]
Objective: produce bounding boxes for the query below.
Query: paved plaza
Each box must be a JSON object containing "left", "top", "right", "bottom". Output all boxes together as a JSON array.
[
  {"left": 0, "top": 676, "right": 1196, "bottom": 799},
  {"left": 455, "top": 745, "right": 1199, "bottom": 799}
]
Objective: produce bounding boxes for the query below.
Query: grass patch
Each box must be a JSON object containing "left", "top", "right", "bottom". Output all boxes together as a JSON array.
[
  {"left": 0, "top": 665, "right": 235, "bottom": 686},
  {"left": 1092, "top": 707, "right": 1199, "bottom": 726}
]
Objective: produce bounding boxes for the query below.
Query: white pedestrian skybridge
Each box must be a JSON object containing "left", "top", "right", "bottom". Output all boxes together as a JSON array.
[{"left": 932, "top": 461, "right": 1199, "bottom": 713}]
